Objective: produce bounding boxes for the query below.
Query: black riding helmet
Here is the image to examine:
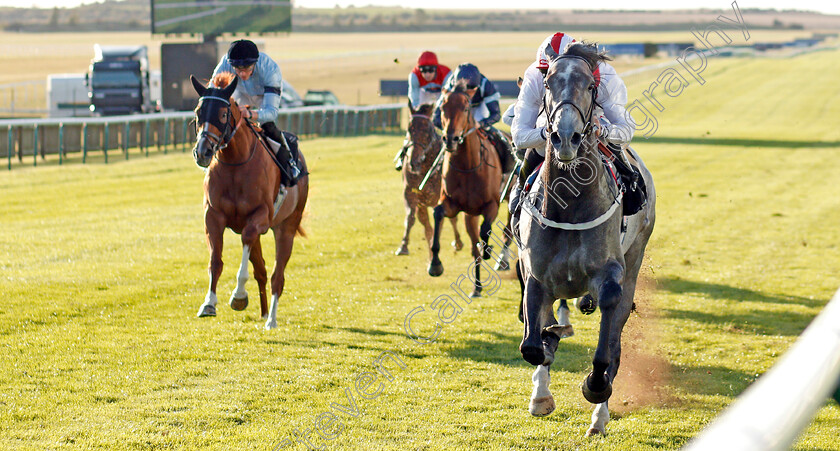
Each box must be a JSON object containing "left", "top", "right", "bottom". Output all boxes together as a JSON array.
[{"left": 228, "top": 40, "right": 259, "bottom": 68}]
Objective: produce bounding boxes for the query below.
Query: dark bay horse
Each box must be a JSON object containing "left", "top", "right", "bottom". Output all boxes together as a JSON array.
[
  {"left": 190, "top": 73, "right": 309, "bottom": 331},
  {"left": 427, "top": 85, "right": 503, "bottom": 298},
  {"left": 397, "top": 102, "right": 463, "bottom": 257},
  {"left": 516, "top": 43, "right": 655, "bottom": 435}
]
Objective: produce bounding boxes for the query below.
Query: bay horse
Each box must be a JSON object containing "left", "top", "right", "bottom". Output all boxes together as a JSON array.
[
  {"left": 190, "top": 73, "right": 309, "bottom": 331},
  {"left": 427, "top": 84, "right": 502, "bottom": 298},
  {"left": 396, "top": 102, "right": 463, "bottom": 257},
  {"left": 516, "top": 42, "right": 655, "bottom": 435}
]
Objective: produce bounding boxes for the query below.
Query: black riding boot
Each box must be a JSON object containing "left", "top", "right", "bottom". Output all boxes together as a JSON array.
[
  {"left": 509, "top": 148, "right": 543, "bottom": 215},
  {"left": 607, "top": 143, "right": 646, "bottom": 215},
  {"left": 484, "top": 126, "right": 515, "bottom": 174},
  {"left": 262, "top": 122, "right": 300, "bottom": 187}
]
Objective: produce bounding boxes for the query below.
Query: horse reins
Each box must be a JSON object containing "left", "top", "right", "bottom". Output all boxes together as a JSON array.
[{"left": 543, "top": 55, "right": 599, "bottom": 138}]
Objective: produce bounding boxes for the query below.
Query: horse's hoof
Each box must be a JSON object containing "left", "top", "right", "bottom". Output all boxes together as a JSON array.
[
  {"left": 451, "top": 240, "right": 463, "bottom": 251},
  {"left": 545, "top": 324, "right": 574, "bottom": 339},
  {"left": 586, "top": 427, "right": 607, "bottom": 437},
  {"left": 229, "top": 294, "right": 248, "bottom": 311},
  {"left": 529, "top": 395, "right": 556, "bottom": 417},
  {"left": 520, "top": 344, "right": 546, "bottom": 366},
  {"left": 264, "top": 319, "right": 277, "bottom": 330},
  {"left": 582, "top": 372, "right": 612, "bottom": 404},
  {"left": 481, "top": 244, "right": 493, "bottom": 260},
  {"left": 428, "top": 261, "right": 444, "bottom": 277},
  {"left": 577, "top": 294, "right": 596, "bottom": 315},
  {"left": 197, "top": 304, "right": 216, "bottom": 317},
  {"left": 395, "top": 245, "right": 409, "bottom": 256},
  {"left": 470, "top": 289, "right": 481, "bottom": 298}
]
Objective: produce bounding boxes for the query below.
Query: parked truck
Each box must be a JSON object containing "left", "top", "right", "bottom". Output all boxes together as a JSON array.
[{"left": 86, "top": 44, "right": 159, "bottom": 116}]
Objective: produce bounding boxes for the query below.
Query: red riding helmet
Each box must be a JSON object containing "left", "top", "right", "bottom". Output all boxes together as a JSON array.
[
  {"left": 417, "top": 51, "right": 439, "bottom": 68},
  {"left": 536, "top": 32, "right": 576, "bottom": 70}
]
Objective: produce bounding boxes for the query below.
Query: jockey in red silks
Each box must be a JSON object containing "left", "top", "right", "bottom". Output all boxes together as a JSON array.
[
  {"left": 395, "top": 51, "right": 451, "bottom": 171},
  {"left": 509, "top": 32, "right": 639, "bottom": 215}
]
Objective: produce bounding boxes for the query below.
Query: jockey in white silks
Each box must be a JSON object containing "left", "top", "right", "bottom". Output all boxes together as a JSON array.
[{"left": 509, "top": 32, "right": 638, "bottom": 215}]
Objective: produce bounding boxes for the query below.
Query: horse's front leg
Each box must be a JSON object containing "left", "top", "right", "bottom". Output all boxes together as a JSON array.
[
  {"left": 494, "top": 215, "right": 514, "bottom": 271},
  {"left": 416, "top": 206, "right": 433, "bottom": 260},
  {"left": 198, "top": 208, "right": 225, "bottom": 317},
  {"left": 427, "top": 203, "right": 447, "bottom": 277},
  {"left": 587, "top": 245, "right": 645, "bottom": 436},
  {"left": 520, "top": 276, "right": 559, "bottom": 365},
  {"left": 582, "top": 260, "right": 625, "bottom": 406},
  {"left": 520, "top": 276, "right": 559, "bottom": 417},
  {"left": 463, "top": 213, "right": 482, "bottom": 297},
  {"left": 396, "top": 194, "right": 416, "bottom": 256},
  {"left": 265, "top": 212, "right": 302, "bottom": 330},
  {"left": 449, "top": 216, "right": 464, "bottom": 251},
  {"left": 232, "top": 207, "right": 270, "bottom": 314}
]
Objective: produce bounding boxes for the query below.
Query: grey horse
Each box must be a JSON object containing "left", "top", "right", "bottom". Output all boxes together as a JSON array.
[{"left": 516, "top": 42, "right": 656, "bottom": 436}]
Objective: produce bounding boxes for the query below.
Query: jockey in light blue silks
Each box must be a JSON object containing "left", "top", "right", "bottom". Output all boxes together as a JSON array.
[
  {"left": 433, "top": 63, "right": 515, "bottom": 174},
  {"left": 212, "top": 39, "right": 301, "bottom": 186}
]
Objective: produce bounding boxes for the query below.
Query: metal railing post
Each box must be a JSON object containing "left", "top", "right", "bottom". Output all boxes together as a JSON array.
[
  {"left": 103, "top": 123, "right": 109, "bottom": 164},
  {"left": 6, "top": 125, "right": 11, "bottom": 170},
  {"left": 82, "top": 123, "right": 88, "bottom": 164},
  {"left": 58, "top": 123, "right": 64, "bottom": 165},
  {"left": 33, "top": 125, "right": 38, "bottom": 167}
]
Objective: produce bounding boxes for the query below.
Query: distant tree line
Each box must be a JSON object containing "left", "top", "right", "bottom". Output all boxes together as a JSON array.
[{"left": 0, "top": 1, "right": 827, "bottom": 33}]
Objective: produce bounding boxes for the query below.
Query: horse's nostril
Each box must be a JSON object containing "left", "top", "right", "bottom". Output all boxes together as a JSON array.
[
  {"left": 550, "top": 132, "right": 562, "bottom": 147},
  {"left": 571, "top": 132, "right": 582, "bottom": 147}
]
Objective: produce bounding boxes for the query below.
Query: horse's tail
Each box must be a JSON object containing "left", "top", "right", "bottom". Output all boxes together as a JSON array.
[{"left": 296, "top": 224, "right": 308, "bottom": 238}]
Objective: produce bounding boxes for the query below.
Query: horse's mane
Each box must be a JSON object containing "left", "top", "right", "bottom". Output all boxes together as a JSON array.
[
  {"left": 415, "top": 103, "right": 434, "bottom": 116},
  {"left": 211, "top": 72, "right": 236, "bottom": 89},
  {"left": 451, "top": 81, "right": 470, "bottom": 95},
  {"left": 563, "top": 41, "right": 612, "bottom": 69}
]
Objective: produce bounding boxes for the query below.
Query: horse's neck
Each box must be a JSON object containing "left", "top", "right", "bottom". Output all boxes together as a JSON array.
[
  {"left": 541, "top": 142, "right": 612, "bottom": 221},
  {"left": 410, "top": 127, "right": 438, "bottom": 165},
  {"left": 217, "top": 128, "right": 255, "bottom": 165},
  {"left": 450, "top": 127, "right": 482, "bottom": 167}
]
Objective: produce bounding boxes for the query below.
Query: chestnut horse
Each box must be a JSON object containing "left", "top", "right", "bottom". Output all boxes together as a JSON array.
[
  {"left": 427, "top": 85, "right": 502, "bottom": 297},
  {"left": 396, "top": 102, "right": 463, "bottom": 257},
  {"left": 190, "top": 73, "right": 309, "bottom": 331}
]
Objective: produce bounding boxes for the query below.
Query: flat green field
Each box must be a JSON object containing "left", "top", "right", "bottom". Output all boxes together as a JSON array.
[{"left": 2, "top": 43, "right": 840, "bottom": 450}]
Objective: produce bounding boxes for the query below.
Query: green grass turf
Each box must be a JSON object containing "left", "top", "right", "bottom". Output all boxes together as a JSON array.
[{"left": 1, "top": 50, "right": 839, "bottom": 450}]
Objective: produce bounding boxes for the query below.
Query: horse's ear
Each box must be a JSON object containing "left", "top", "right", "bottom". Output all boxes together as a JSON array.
[
  {"left": 544, "top": 41, "right": 560, "bottom": 62},
  {"left": 190, "top": 75, "right": 206, "bottom": 97},
  {"left": 221, "top": 76, "right": 238, "bottom": 101},
  {"left": 408, "top": 99, "right": 416, "bottom": 114}
]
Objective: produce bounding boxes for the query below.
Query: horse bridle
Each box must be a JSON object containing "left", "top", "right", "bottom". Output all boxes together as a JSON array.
[
  {"left": 408, "top": 113, "right": 438, "bottom": 161},
  {"left": 442, "top": 91, "right": 478, "bottom": 150},
  {"left": 543, "top": 55, "right": 599, "bottom": 138},
  {"left": 195, "top": 94, "right": 243, "bottom": 155}
]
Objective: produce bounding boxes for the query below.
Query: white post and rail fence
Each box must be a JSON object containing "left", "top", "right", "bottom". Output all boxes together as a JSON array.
[
  {"left": 0, "top": 104, "right": 403, "bottom": 170},
  {"left": 686, "top": 287, "right": 840, "bottom": 450}
]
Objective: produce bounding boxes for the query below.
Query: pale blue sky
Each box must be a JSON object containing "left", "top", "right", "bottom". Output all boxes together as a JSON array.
[{"left": 2, "top": 0, "right": 839, "bottom": 15}]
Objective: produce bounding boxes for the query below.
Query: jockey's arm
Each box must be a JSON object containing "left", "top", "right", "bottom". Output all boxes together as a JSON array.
[
  {"left": 502, "top": 102, "right": 516, "bottom": 126},
  {"left": 407, "top": 72, "right": 422, "bottom": 109},
  {"left": 597, "top": 63, "right": 636, "bottom": 145},
  {"left": 480, "top": 99, "right": 502, "bottom": 128},
  {"left": 478, "top": 78, "right": 501, "bottom": 127},
  {"left": 254, "top": 56, "right": 283, "bottom": 124},
  {"left": 512, "top": 65, "right": 547, "bottom": 153}
]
